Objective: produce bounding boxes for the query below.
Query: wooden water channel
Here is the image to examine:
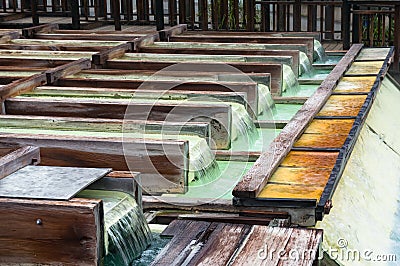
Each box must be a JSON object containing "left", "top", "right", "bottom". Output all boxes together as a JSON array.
[{"left": 0, "top": 23, "right": 394, "bottom": 264}]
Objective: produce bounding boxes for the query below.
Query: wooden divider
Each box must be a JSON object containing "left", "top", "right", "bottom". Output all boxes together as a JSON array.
[
  {"left": 0, "top": 134, "right": 189, "bottom": 194},
  {"left": 0, "top": 197, "right": 103, "bottom": 265},
  {"left": 5, "top": 97, "right": 232, "bottom": 150}
]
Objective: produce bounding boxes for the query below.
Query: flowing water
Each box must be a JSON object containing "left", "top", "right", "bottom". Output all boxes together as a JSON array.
[
  {"left": 314, "top": 39, "right": 328, "bottom": 62},
  {"left": 316, "top": 76, "right": 400, "bottom": 265},
  {"left": 282, "top": 64, "right": 301, "bottom": 96},
  {"left": 257, "top": 84, "right": 275, "bottom": 115},
  {"left": 299, "top": 51, "right": 314, "bottom": 75},
  {"left": 78, "top": 190, "right": 152, "bottom": 266}
]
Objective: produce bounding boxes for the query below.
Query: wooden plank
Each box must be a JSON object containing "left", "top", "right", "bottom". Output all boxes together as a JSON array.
[
  {"left": 233, "top": 44, "right": 363, "bottom": 198},
  {"left": 22, "top": 23, "right": 59, "bottom": 38},
  {"left": 345, "top": 61, "right": 384, "bottom": 75},
  {"left": 159, "top": 24, "right": 187, "bottom": 41},
  {"left": 55, "top": 79, "right": 260, "bottom": 115},
  {"left": 0, "top": 31, "right": 20, "bottom": 43},
  {"left": 5, "top": 97, "right": 232, "bottom": 149},
  {"left": 0, "top": 146, "right": 40, "bottom": 180},
  {"left": 152, "top": 220, "right": 210, "bottom": 265},
  {"left": 169, "top": 36, "right": 315, "bottom": 61},
  {"left": 45, "top": 58, "right": 91, "bottom": 84},
  {"left": 269, "top": 167, "right": 332, "bottom": 187},
  {"left": 34, "top": 33, "right": 144, "bottom": 41},
  {"left": 356, "top": 47, "right": 392, "bottom": 61},
  {"left": 317, "top": 95, "right": 367, "bottom": 117},
  {"left": 0, "top": 73, "right": 47, "bottom": 100},
  {"left": 258, "top": 183, "right": 325, "bottom": 200},
  {"left": 0, "top": 197, "right": 103, "bottom": 265},
  {"left": 280, "top": 151, "right": 339, "bottom": 168},
  {"left": 0, "top": 115, "right": 212, "bottom": 147},
  {"left": 104, "top": 61, "right": 283, "bottom": 95},
  {"left": 0, "top": 134, "right": 189, "bottom": 194},
  {"left": 303, "top": 119, "right": 354, "bottom": 134},
  {"left": 136, "top": 46, "right": 300, "bottom": 76},
  {"left": 92, "top": 43, "right": 131, "bottom": 66},
  {"left": 294, "top": 134, "right": 348, "bottom": 149},
  {"left": 231, "top": 226, "right": 294, "bottom": 265},
  {"left": 178, "top": 31, "right": 322, "bottom": 41},
  {"left": 186, "top": 223, "right": 250, "bottom": 265},
  {"left": 334, "top": 76, "right": 376, "bottom": 93}
]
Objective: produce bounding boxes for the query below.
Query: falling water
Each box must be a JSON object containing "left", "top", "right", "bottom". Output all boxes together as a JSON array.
[
  {"left": 230, "top": 102, "right": 258, "bottom": 144},
  {"left": 316, "top": 76, "right": 400, "bottom": 265},
  {"left": 186, "top": 136, "right": 221, "bottom": 183},
  {"left": 78, "top": 190, "right": 152, "bottom": 266},
  {"left": 257, "top": 84, "right": 276, "bottom": 115},
  {"left": 282, "top": 64, "right": 301, "bottom": 96},
  {"left": 299, "top": 51, "right": 314, "bottom": 75},
  {"left": 314, "top": 39, "right": 328, "bottom": 62}
]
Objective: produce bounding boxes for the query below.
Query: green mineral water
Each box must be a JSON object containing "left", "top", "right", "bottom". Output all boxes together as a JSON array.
[
  {"left": 314, "top": 39, "right": 327, "bottom": 62},
  {"left": 316, "top": 76, "right": 400, "bottom": 265},
  {"left": 299, "top": 51, "right": 314, "bottom": 75}
]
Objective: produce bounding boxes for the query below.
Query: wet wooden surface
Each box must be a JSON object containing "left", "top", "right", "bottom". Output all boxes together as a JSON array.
[
  {"left": 317, "top": 95, "right": 367, "bottom": 117},
  {"left": 346, "top": 61, "right": 384, "bottom": 75},
  {"left": 356, "top": 48, "right": 392, "bottom": 61},
  {"left": 155, "top": 219, "right": 322, "bottom": 266},
  {"left": 258, "top": 183, "right": 324, "bottom": 200},
  {"left": 334, "top": 76, "right": 376, "bottom": 93}
]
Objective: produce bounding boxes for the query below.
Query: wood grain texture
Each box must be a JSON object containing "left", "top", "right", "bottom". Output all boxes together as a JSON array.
[
  {"left": 0, "top": 133, "right": 189, "bottom": 194},
  {"left": 269, "top": 167, "right": 332, "bottom": 187},
  {"left": 0, "top": 74, "right": 46, "bottom": 100},
  {"left": 0, "top": 146, "right": 40, "bottom": 180},
  {"left": 233, "top": 44, "right": 363, "bottom": 198},
  {"left": 345, "top": 61, "right": 384, "bottom": 75},
  {"left": 334, "top": 76, "right": 376, "bottom": 93},
  {"left": 317, "top": 95, "right": 367, "bottom": 117},
  {"left": 0, "top": 197, "right": 103, "bottom": 265},
  {"left": 280, "top": 151, "right": 339, "bottom": 169},
  {"left": 258, "top": 183, "right": 324, "bottom": 200},
  {"left": 5, "top": 97, "right": 232, "bottom": 149},
  {"left": 45, "top": 58, "right": 91, "bottom": 84},
  {"left": 104, "top": 61, "right": 283, "bottom": 95},
  {"left": 169, "top": 35, "right": 315, "bottom": 61}
]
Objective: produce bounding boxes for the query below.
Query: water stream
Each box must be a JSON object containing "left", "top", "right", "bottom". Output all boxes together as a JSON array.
[
  {"left": 282, "top": 64, "right": 301, "bottom": 95},
  {"left": 78, "top": 190, "right": 152, "bottom": 266},
  {"left": 314, "top": 39, "right": 328, "bottom": 62},
  {"left": 316, "top": 76, "right": 400, "bottom": 265},
  {"left": 299, "top": 51, "right": 314, "bottom": 75}
]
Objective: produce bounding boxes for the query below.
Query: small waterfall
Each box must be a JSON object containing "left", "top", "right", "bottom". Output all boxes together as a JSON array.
[
  {"left": 187, "top": 137, "right": 221, "bottom": 183},
  {"left": 230, "top": 102, "right": 259, "bottom": 145},
  {"left": 78, "top": 190, "right": 152, "bottom": 266},
  {"left": 314, "top": 39, "right": 328, "bottom": 62},
  {"left": 316, "top": 76, "right": 400, "bottom": 265},
  {"left": 257, "top": 84, "right": 275, "bottom": 115},
  {"left": 299, "top": 51, "right": 314, "bottom": 75},
  {"left": 282, "top": 64, "right": 301, "bottom": 96}
]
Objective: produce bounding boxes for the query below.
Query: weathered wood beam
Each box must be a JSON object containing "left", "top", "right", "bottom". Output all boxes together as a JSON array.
[
  {"left": 169, "top": 36, "right": 315, "bottom": 62},
  {"left": 233, "top": 44, "right": 363, "bottom": 198},
  {"left": 0, "top": 134, "right": 189, "bottom": 194},
  {"left": 0, "top": 115, "right": 212, "bottom": 148},
  {"left": 92, "top": 43, "right": 131, "bottom": 66},
  {"left": 22, "top": 23, "right": 59, "bottom": 38},
  {"left": 5, "top": 98, "right": 232, "bottom": 149},
  {"left": 0, "top": 197, "right": 103, "bottom": 265},
  {"left": 45, "top": 58, "right": 91, "bottom": 84},
  {"left": 0, "top": 146, "right": 40, "bottom": 180},
  {"left": 104, "top": 61, "right": 283, "bottom": 95},
  {"left": 0, "top": 73, "right": 47, "bottom": 100},
  {"left": 0, "top": 31, "right": 20, "bottom": 44},
  {"left": 159, "top": 24, "right": 188, "bottom": 41}
]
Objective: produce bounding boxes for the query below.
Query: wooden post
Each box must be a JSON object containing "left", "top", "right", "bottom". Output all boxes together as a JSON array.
[
  {"left": 352, "top": 4, "right": 360, "bottom": 43},
  {"left": 394, "top": 5, "right": 400, "bottom": 72},
  {"left": 155, "top": 0, "right": 164, "bottom": 31},
  {"left": 325, "top": 4, "right": 334, "bottom": 40},
  {"left": 293, "top": 0, "right": 301, "bottom": 32},
  {"left": 0, "top": 146, "right": 40, "bottom": 180},
  {"left": 32, "top": 0, "right": 39, "bottom": 26},
  {"left": 307, "top": 1, "right": 317, "bottom": 32},
  {"left": 342, "top": 0, "right": 351, "bottom": 50},
  {"left": 112, "top": 0, "right": 121, "bottom": 31},
  {"left": 245, "top": 0, "right": 254, "bottom": 31},
  {"left": 70, "top": 0, "right": 80, "bottom": 30}
]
